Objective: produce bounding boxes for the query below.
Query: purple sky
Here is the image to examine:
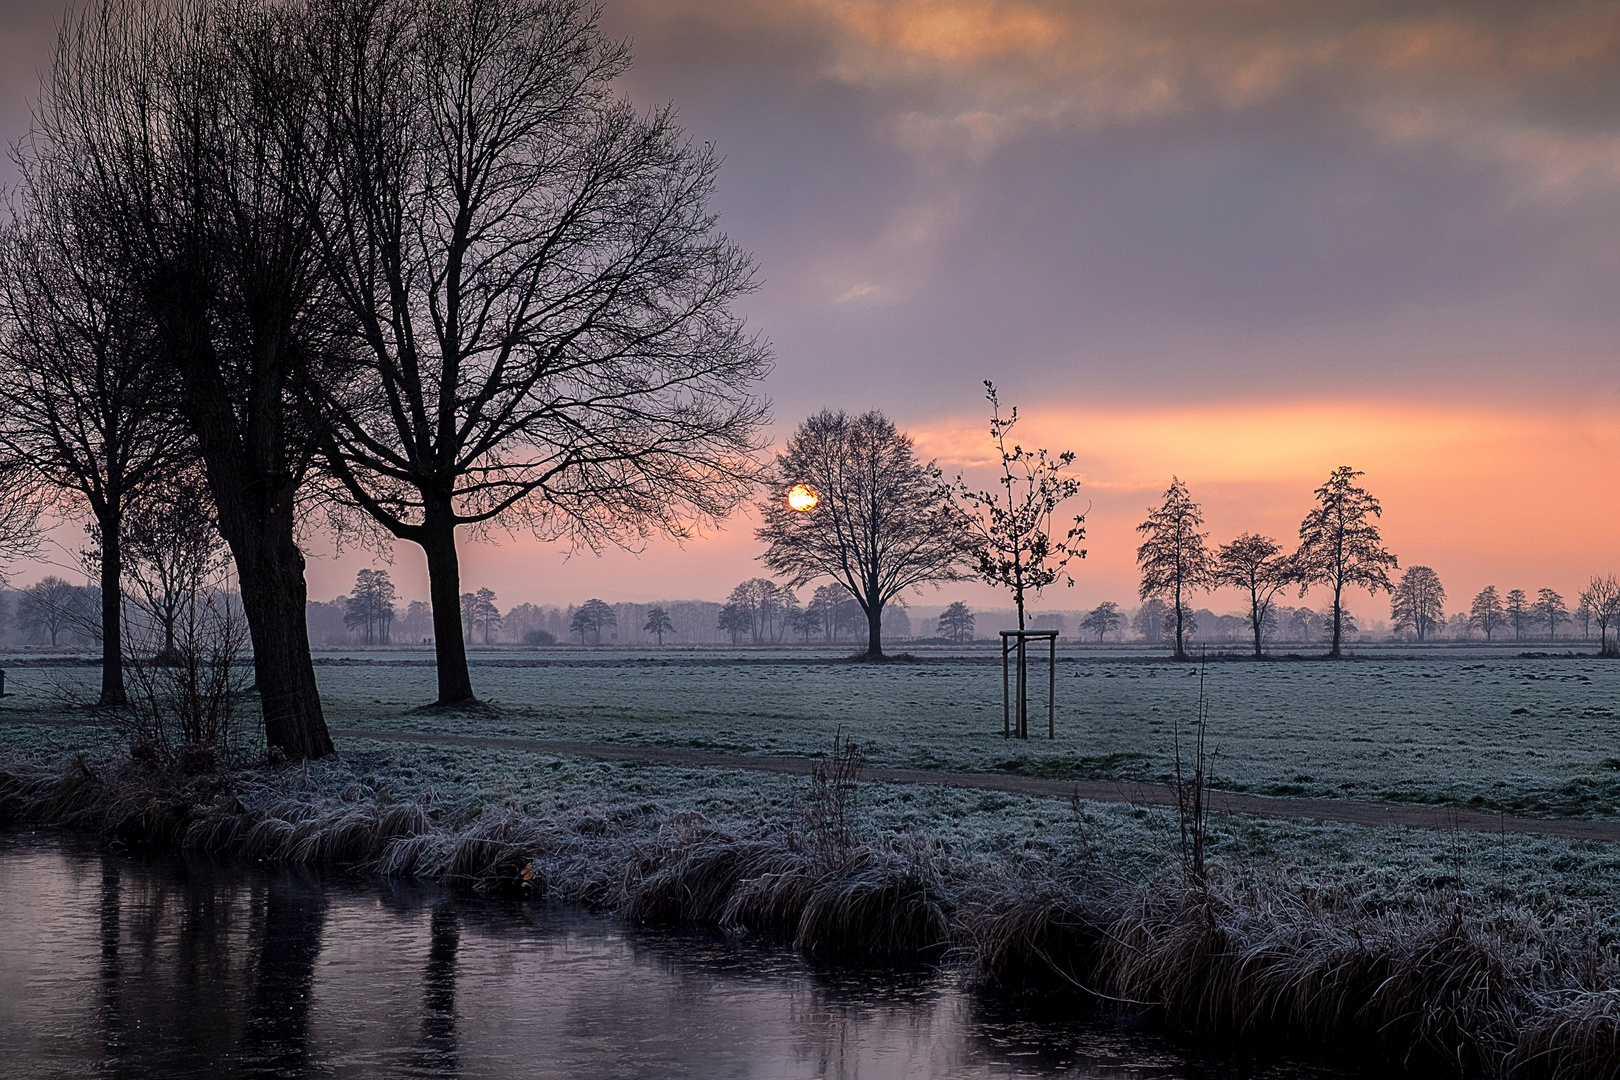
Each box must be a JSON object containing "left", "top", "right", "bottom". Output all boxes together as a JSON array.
[{"left": 6, "top": 0, "right": 1620, "bottom": 616}]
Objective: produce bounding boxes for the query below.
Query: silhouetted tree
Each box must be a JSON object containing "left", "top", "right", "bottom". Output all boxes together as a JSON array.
[
  {"left": 758, "top": 411, "right": 971, "bottom": 660},
  {"left": 31, "top": 0, "right": 337, "bottom": 756},
  {"left": 344, "top": 569, "right": 397, "bottom": 645},
  {"left": 1132, "top": 599, "right": 1169, "bottom": 644},
  {"left": 1580, "top": 576, "right": 1620, "bottom": 655},
  {"left": 643, "top": 607, "right": 674, "bottom": 646},
  {"left": 460, "top": 589, "right": 502, "bottom": 645},
  {"left": 1295, "top": 467, "right": 1396, "bottom": 659},
  {"left": 1576, "top": 598, "right": 1594, "bottom": 640},
  {"left": 0, "top": 461, "right": 42, "bottom": 584},
  {"left": 1390, "top": 566, "right": 1445, "bottom": 642},
  {"left": 1214, "top": 533, "right": 1295, "bottom": 658},
  {"left": 121, "top": 474, "right": 227, "bottom": 660},
  {"left": 1534, "top": 588, "right": 1567, "bottom": 640},
  {"left": 1136, "top": 477, "right": 1209, "bottom": 660},
  {"left": 17, "top": 576, "right": 93, "bottom": 646},
  {"left": 569, "top": 597, "right": 615, "bottom": 645},
  {"left": 955, "top": 383, "right": 1085, "bottom": 632},
  {"left": 937, "top": 601, "right": 974, "bottom": 642},
  {"left": 1469, "top": 586, "right": 1504, "bottom": 641},
  {"left": 1505, "top": 589, "right": 1530, "bottom": 641},
  {"left": 809, "top": 584, "right": 848, "bottom": 642},
  {"left": 716, "top": 601, "right": 750, "bottom": 646},
  {"left": 1080, "top": 601, "right": 1121, "bottom": 642},
  {"left": 303, "top": 0, "right": 768, "bottom": 705}
]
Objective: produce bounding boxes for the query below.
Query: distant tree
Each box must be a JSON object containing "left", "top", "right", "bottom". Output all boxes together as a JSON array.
[
  {"left": 1504, "top": 589, "right": 1530, "bottom": 641},
  {"left": 717, "top": 602, "right": 751, "bottom": 646},
  {"left": 1390, "top": 566, "right": 1445, "bottom": 642},
  {"left": 401, "top": 601, "right": 434, "bottom": 643},
  {"left": 937, "top": 601, "right": 975, "bottom": 643},
  {"left": 1132, "top": 599, "right": 1169, "bottom": 644},
  {"left": 787, "top": 604, "right": 821, "bottom": 643},
  {"left": 1295, "top": 466, "right": 1396, "bottom": 658},
  {"left": 1080, "top": 601, "right": 1122, "bottom": 642},
  {"left": 1031, "top": 613, "right": 1066, "bottom": 634},
  {"left": 1576, "top": 598, "right": 1595, "bottom": 640},
  {"left": 643, "top": 607, "right": 675, "bottom": 646},
  {"left": 757, "top": 411, "right": 971, "bottom": 660},
  {"left": 16, "top": 576, "right": 91, "bottom": 647},
  {"left": 955, "top": 383, "right": 1085, "bottom": 631},
  {"left": 523, "top": 628, "right": 557, "bottom": 646},
  {"left": 1469, "top": 586, "right": 1504, "bottom": 641},
  {"left": 810, "top": 584, "right": 849, "bottom": 643},
  {"left": 1579, "top": 576, "right": 1620, "bottom": 655},
  {"left": 461, "top": 589, "right": 503, "bottom": 645},
  {"left": 1213, "top": 533, "right": 1295, "bottom": 658},
  {"left": 569, "top": 597, "right": 617, "bottom": 646},
  {"left": 122, "top": 477, "right": 228, "bottom": 661},
  {"left": 1136, "top": 478, "right": 1210, "bottom": 660},
  {"left": 1166, "top": 602, "right": 1198, "bottom": 642},
  {"left": 1534, "top": 588, "right": 1567, "bottom": 640},
  {"left": 344, "top": 569, "right": 398, "bottom": 645}
]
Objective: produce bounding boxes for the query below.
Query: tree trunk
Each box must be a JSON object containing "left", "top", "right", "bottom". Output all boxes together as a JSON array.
[
  {"left": 1329, "top": 581, "right": 1344, "bottom": 658},
  {"left": 97, "top": 505, "right": 126, "bottom": 708},
  {"left": 420, "top": 510, "right": 475, "bottom": 705},
  {"left": 1251, "top": 598, "right": 1264, "bottom": 659},
  {"left": 865, "top": 601, "right": 884, "bottom": 660},
  {"left": 234, "top": 530, "right": 333, "bottom": 759},
  {"left": 1173, "top": 580, "right": 1187, "bottom": 660}
]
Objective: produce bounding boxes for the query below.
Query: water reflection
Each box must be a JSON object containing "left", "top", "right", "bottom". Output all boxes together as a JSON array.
[{"left": 0, "top": 829, "right": 1352, "bottom": 1079}]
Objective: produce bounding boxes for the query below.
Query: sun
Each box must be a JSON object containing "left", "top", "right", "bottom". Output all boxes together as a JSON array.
[{"left": 786, "top": 484, "right": 820, "bottom": 512}]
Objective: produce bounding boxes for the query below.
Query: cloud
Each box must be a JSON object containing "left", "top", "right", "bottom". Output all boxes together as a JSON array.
[{"left": 834, "top": 282, "right": 880, "bottom": 302}]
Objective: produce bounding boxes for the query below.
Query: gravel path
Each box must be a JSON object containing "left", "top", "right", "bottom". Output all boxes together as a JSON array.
[{"left": 334, "top": 728, "right": 1620, "bottom": 843}]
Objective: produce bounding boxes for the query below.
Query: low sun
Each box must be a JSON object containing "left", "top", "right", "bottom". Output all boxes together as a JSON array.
[{"left": 787, "top": 484, "right": 819, "bottom": 512}]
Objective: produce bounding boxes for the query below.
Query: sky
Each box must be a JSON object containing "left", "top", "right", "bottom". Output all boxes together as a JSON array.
[{"left": 4, "top": 0, "right": 1620, "bottom": 619}]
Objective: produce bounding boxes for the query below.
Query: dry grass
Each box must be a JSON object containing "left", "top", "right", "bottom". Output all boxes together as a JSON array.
[{"left": 6, "top": 745, "right": 1620, "bottom": 1076}]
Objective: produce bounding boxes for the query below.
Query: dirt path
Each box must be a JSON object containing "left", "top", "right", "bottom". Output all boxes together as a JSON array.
[{"left": 333, "top": 728, "right": 1620, "bottom": 844}]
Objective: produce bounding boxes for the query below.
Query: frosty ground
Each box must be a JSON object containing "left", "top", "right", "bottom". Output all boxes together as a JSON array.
[{"left": 5, "top": 643, "right": 1620, "bottom": 912}]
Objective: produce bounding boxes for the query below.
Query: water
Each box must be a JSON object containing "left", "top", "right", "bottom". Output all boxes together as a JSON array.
[{"left": 0, "top": 829, "right": 1355, "bottom": 1079}]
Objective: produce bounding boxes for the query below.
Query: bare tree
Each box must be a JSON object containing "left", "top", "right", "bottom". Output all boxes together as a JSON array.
[
  {"left": 31, "top": 0, "right": 338, "bottom": 756},
  {"left": 937, "top": 601, "right": 975, "bottom": 643},
  {"left": 1505, "top": 589, "right": 1530, "bottom": 641},
  {"left": 17, "top": 577, "right": 95, "bottom": 647},
  {"left": 302, "top": 0, "right": 768, "bottom": 704},
  {"left": 955, "top": 383, "right": 1086, "bottom": 630},
  {"left": 1295, "top": 466, "right": 1396, "bottom": 659},
  {"left": 1534, "top": 588, "right": 1567, "bottom": 640},
  {"left": 1136, "top": 477, "right": 1210, "bottom": 660},
  {"left": 1080, "top": 601, "right": 1121, "bottom": 642},
  {"left": 1580, "top": 575, "right": 1620, "bottom": 656},
  {"left": 343, "top": 568, "right": 397, "bottom": 644},
  {"left": 570, "top": 597, "right": 615, "bottom": 645},
  {"left": 758, "top": 411, "right": 971, "bottom": 660},
  {"left": 1469, "top": 586, "right": 1504, "bottom": 641},
  {"left": 121, "top": 474, "right": 228, "bottom": 661},
  {"left": 0, "top": 203, "right": 188, "bottom": 705},
  {"left": 1390, "top": 565, "right": 1445, "bottom": 642},
  {"left": 1213, "top": 533, "right": 1294, "bottom": 658}
]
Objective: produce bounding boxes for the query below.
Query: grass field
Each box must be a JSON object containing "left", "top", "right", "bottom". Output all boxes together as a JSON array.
[{"left": 5, "top": 645, "right": 1620, "bottom": 817}]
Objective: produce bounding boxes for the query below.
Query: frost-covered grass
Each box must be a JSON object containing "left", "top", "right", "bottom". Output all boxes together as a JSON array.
[{"left": 5, "top": 647, "right": 1620, "bottom": 816}]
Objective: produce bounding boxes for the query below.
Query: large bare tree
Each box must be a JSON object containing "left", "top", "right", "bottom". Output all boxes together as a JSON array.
[
  {"left": 1136, "top": 477, "right": 1210, "bottom": 660},
  {"left": 0, "top": 203, "right": 187, "bottom": 706},
  {"left": 300, "top": 0, "right": 769, "bottom": 704},
  {"left": 1295, "top": 466, "right": 1396, "bottom": 659},
  {"left": 29, "top": 0, "right": 337, "bottom": 756},
  {"left": 757, "top": 410, "right": 971, "bottom": 660},
  {"left": 1213, "top": 532, "right": 1294, "bottom": 659}
]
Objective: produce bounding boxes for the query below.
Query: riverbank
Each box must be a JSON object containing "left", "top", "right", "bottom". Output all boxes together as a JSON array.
[{"left": 4, "top": 739, "right": 1620, "bottom": 1077}]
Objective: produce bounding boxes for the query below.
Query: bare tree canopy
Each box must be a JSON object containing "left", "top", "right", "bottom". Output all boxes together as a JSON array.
[
  {"left": 1580, "top": 575, "right": 1620, "bottom": 656},
  {"left": 301, "top": 0, "right": 769, "bottom": 704},
  {"left": 955, "top": 382, "right": 1085, "bottom": 631},
  {"left": 28, "top": 0, "right": 337, "bottom": 756},
  {"left": 122, "top": 471, "right": 228, "bottom": 661},
  {"left": 1136, "top": 477, "right": 1210, "bottom": 660},
  {"left": 1295, "top": 466, "right": 1396, "bottom": 659},
  {"left": 1468, "top": 585, "right": 1504, "bottom": 641},
  {"left": 0, "top": 188, "right": 189, "bottom": 706},
  {"left": 1390, "top": 565, "right": 1445, "bottom": 642},
  {"left": 1213, "top": 532, "right": 1295, "bottom": 658},
  {"left": 1534, "top": 588, "right": 1567, "bottom": 640},
  {"left": 1080, "top": 601, "right": 1121, "bottom": 643},
  {"left": 757, "top": 410, "right": 970, "bottom": 660},
  {"left": 0, "top": 461, "right": 43, "bottom": 584}
]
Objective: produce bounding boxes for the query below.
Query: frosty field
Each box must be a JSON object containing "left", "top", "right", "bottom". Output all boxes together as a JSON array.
[{"left": 7, "top": 644, "right": 1617, "bottom": 818}]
